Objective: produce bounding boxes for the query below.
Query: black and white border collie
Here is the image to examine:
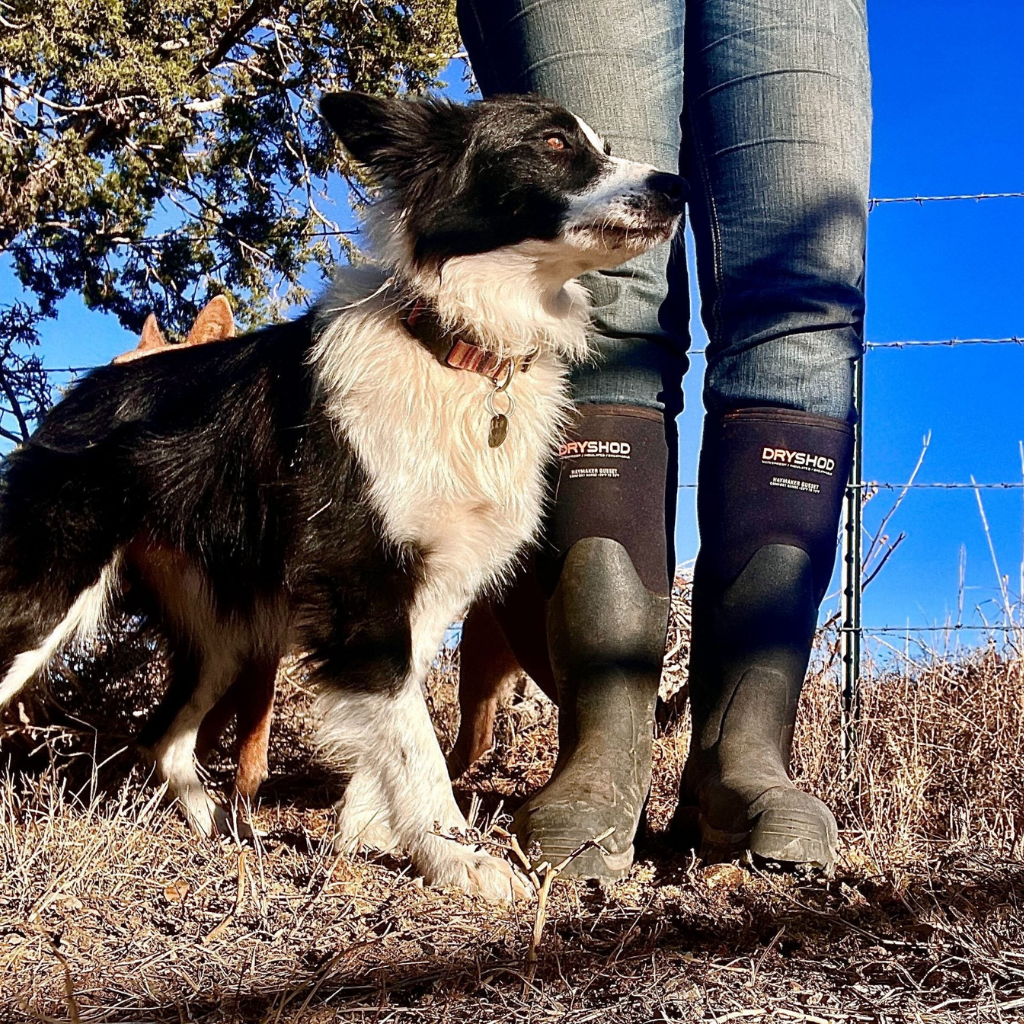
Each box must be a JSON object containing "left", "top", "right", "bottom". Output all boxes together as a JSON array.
[{"left": 0, "top": 92, "right": 685, "bottom": 898}]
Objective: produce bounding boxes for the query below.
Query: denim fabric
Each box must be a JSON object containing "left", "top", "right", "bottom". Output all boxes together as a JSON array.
[{"left": 457, "top": 0, "right": 871, "bottom": 423}]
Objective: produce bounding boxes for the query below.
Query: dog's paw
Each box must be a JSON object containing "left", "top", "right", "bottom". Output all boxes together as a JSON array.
[
  {"left": 334, "top": 807, "right": 398, "bottom": 854},
  {"left": 177, "top": 788, "right": 253, "bottom": 842},
  {"left": 466, "top": 853, "right": 528, "bottom": 901},
  {"left": 334, "top": 819, "right": 398, "bottom": 854},
  {"left": 175, "top": 785, "right": 220, "bottom": 836},
  {"left": 213, "top": 802, "right": 256, "bottom": 843},
  {"left": 430, "top": 850, "right": 528, "bottom": 902}
]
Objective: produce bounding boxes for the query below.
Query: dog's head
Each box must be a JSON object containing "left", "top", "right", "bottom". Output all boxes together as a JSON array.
[
  {"left": 321, "top": 91, "right": 685, "bottom": 272},
  {"left": 320, "top": 91, "right": 686, "bottom": 356},
  {"left": 321, "top": 90, "right": 688, "bottom": 274}
]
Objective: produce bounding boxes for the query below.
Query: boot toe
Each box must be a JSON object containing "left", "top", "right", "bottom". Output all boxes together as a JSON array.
[
  {"left": 513, "top": 794, "right": 636, "bottom": 882},
  {"left": 674, "top": 782, "right": 838, "bottom": 872},
  {"left": 746, "top": 788, "right": 838, "bottom": 870}
]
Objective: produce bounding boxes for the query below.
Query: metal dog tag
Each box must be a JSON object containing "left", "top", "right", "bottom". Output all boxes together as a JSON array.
[{"left": 488, "top": 413, "right": 509, "bottom": 448}]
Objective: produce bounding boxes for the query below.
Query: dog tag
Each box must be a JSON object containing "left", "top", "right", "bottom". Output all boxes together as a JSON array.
[{"left": 488, "top": 413, "right": 509, "bottom": 448}]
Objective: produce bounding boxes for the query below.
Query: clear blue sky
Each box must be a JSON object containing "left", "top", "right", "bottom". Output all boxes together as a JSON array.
[{"left": 2, "top": 1, "right": 1022, "bottom": 647}]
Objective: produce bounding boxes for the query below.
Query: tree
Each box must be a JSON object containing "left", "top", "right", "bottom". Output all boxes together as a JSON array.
[{"left": 0, "top": 0, "right": 460, "bottom": 441}]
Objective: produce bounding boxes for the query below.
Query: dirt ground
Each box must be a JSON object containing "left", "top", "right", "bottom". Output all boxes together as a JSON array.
[{"left": 2, "top": 586, "right": 1023, "bottom": 1023}]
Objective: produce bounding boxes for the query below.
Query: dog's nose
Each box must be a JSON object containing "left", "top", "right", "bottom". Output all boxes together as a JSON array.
[{"left": 646, "top": 172, "right": 689, "bottom": 214}]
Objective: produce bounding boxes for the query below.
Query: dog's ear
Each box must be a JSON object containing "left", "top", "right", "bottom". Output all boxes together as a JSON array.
[
  {"left": 186, "top": 295, "right": 235, "bottom": 346},
  {"left": 320, "top": 91, "right": 465, "bottom": 181},
  {"left": 113, "top": 314, "right": 168, "bottom": 364},
  {"left": 139, "top": 314, "right": 167, "bottom": 353}
]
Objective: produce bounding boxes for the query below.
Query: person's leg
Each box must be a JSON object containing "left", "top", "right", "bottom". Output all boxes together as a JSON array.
[
  {"left": 457, "top": 0, "right": 687, "bottom": 879},
  {"left": 458, "top": 0, "right": 688, "bottom": 412},
  {"left": 676, "top": 0, "right": 871, "bottom": 867}
]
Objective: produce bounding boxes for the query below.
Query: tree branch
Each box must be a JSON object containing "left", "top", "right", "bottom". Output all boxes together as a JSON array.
[
  {"left": 193, "top": 0, "right": 278, "bottom": 78},
  {"left": 0, "top": 364, "right": 32, "bottom": 442}
]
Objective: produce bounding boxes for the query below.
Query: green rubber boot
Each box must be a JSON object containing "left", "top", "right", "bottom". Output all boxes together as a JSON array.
[
  {"left": 676, "top": 544, "right": 838, "bottom": 868},
  {"left": 671, "top": 407, "right": 853, "bottom": 871},
  {"left": 512, "top": 537, "right": 668, "bottom": 881}
]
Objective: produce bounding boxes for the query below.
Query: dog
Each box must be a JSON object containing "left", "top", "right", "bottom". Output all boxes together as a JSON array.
[
  {"left": 117, "top": 300, "right": 517, "bottom": 800},
  {"left": 0, "top": 90, "right": 685, "bottom": 898},
  {"left": 448, "top": 566, "right": 556, "bottom": 778},
  {"left": 112, "top": 298, "right": 276, "bottom": 800},
  {"left": 118, "top": 299, "right": 505, "bottom": 801}
]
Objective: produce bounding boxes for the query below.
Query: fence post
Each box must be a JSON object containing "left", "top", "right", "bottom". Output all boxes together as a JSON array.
[{"left": 840, "top": 354, "right": 864, "bottom": 768}]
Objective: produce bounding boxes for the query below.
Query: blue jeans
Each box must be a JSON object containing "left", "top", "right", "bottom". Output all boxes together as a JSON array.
[{"left": 457, "top": 0, "right": 871, "bottom": 423}]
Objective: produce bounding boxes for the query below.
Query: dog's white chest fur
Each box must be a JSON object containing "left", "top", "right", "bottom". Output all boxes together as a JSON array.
[{"left": 312, "top": 268, "right": 572, "bottom": 619}]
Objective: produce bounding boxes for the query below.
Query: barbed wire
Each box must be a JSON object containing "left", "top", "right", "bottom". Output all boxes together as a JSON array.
[
  {"left": 869, "top": 191, "right": 1024, "bottom": 208},
  {"left": 48, "top": 332, "right": 1020, "bottom": 375},
  {"left": 858, "top": 624, "right": 1020, "bottom": 635},
  {"left": 860, "top": 481, "right": 1024, "bottom": 491},
  {"left": 30, "top": 189, "right": 1024, "bottom": 258},
  {"left": 36, "top": 227, "right": 360, "bottom": 249},
  {"left": 679, "top": 481, "right": 1024, "bottom": 490},
  {"left": 32, "top": 191, "right": 1024, "bottom": 254},
  {"left": 686, "top": 336, "right": 1023, "bottom": 358},
  {"left": 865, "top": 336, "right": 1023, "bottom": 349},
  {"left": 45, "top": 330, "right": 1024, "bottom": 371}
]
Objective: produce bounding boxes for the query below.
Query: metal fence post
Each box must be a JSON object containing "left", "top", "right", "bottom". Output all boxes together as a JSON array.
[{"left": 840, "top": 354, "right": 864, "bottom": 768}]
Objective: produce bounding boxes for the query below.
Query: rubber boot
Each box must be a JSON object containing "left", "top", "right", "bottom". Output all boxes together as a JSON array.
[
  {"left": 673, "top": 407, "right": 853, "bottom": 870},
  {"left": 511, "top": 404, "right": 674, "bottom": 881},
  {"left": 512, "top": 537, "right": 668, "bottom": 879}
]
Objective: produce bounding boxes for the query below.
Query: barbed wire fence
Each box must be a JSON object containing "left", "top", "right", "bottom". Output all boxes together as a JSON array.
[
  {"left": 36, "top": 190, "right": 1024, "bottom": 763},
  {"left": 672, "top": 191, "right": 1024, "bottom": 761},
  {"left": 836, "top": 191, "right": 1024, "bottom": 761}
]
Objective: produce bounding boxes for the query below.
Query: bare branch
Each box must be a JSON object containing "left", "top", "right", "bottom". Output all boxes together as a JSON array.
[
  {"left": 193, "top": 0, "right": 278, "bottom": 78},
  {"left": 0, "top": 364, "right": 32, "bottom": 442}
]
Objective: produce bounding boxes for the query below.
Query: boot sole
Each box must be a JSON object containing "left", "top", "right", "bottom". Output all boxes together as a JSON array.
[
  {"left": 699, "top": 805, "right": 837, "bottom": 872},
  {"left": 530, "top": 840, "right": 635, "bottom": 882}
]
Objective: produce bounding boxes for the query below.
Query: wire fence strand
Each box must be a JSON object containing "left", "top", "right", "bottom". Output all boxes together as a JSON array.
[
  {"left": 866, "top": 336, "right": 1023, "bottom": 349},
  {"left": 680, "top": 481, "right": 1024, "bottom": 490},
  {"left": 687, "top": 336, "right": 1023, "bottom": 358},
  {"left": 869, "top": 191, "right": 1024, "bottom": 208},
  {"left": 856, "top": 624, "right": 1021, "bottom": 634},
  {"left": 862, "top": 481, "right": 1024, "bottom": 491}
]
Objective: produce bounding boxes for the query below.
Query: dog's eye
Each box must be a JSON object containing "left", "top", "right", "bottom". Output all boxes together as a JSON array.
[{"left": 544, "top": 134, "right": 568, "bottom": 151}]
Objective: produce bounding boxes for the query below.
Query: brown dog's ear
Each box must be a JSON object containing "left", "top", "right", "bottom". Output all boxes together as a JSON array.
[
  {"left": 186, "top": 295, "right": 235, "bottom": 346},
  {"left": 139, "top": 313, "right": 168, "bottom": 352},
  {"left": 113, "top": 313, "right": 168, "bottom": 363}
]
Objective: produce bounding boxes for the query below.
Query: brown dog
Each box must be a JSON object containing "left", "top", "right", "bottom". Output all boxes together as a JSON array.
[
  {"left": 114, "top": 297, "right": 274, "bottom": 800},
  {"left": 113, "top": 296, "right": 236, "bottom": 364},
  {"left": 450, "top": 562, "right": 557, "bottom": 776}
]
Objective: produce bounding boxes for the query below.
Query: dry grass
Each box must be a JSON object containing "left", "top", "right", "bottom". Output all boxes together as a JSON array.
[{"left": 2, "top": 581, "right": 1024, "bottom": 1023}]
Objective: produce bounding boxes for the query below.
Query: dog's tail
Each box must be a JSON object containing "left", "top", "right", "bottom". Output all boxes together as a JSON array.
[
  {"left": 0, "top": 427, "right": 130, "bottom": 711},
  {"left": 0, "top": 552, "right": 122, "bottom": 709}
]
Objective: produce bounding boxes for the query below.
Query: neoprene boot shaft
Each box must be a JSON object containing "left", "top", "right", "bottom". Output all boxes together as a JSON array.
[{"left": 676, "top": 407, "right": 853, "bottom": 868}]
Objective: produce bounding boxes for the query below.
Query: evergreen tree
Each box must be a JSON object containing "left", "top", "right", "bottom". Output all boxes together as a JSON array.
[{"left": 0, "top": 0, "right": 459, "bottom": 441}]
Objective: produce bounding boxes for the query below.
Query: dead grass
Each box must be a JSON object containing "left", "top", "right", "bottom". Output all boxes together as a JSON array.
[{"left": 2, "top": 580, "right": 1023, "bottom": 1023}]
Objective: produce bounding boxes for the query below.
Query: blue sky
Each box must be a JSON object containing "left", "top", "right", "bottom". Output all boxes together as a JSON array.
[
  {"left": 2, "top": 1, "right": 1022, "bottom": 647},
  {"left": 830, "top": 0, "right": 1024, "bottom": 643}
]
